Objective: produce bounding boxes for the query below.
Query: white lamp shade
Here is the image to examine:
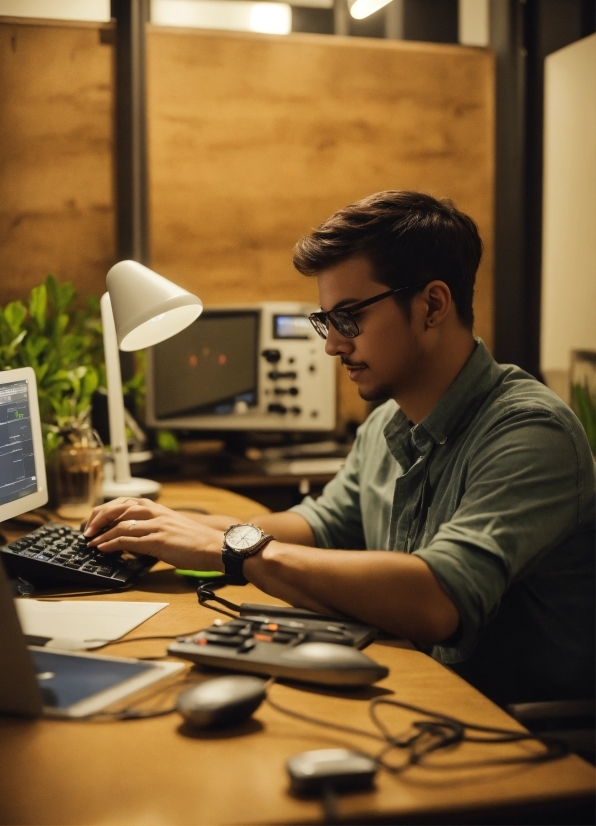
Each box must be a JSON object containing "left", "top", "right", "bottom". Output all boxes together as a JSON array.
[{"left": 106, "top": 260, "right": 203, "bottom": 351}]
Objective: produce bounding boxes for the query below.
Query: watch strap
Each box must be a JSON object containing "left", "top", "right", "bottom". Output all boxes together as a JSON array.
[
  {"left": 221, "top": 532, "right": 275, "bottom": 585},
  {"left": 221, "top": 546, "right": 249, "bottom": 585}
]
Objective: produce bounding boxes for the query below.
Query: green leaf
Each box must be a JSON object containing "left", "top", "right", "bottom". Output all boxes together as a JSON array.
[
  {"left": 24, "top": 334, "right": 48, "bottom": 363},
  {"left": 4, "top": 301, "right": 27, "bottom": 337},
  {"left": 57, "top": 281, "right": 76, "bottom": 314},
  {"left": 81, "top": 366, "right": 99, "bottom": 400},
  {"left": 43, "top": 426, "right": 63, "bottom": 458},
  {"left": 29, "top": 284, "right": 47, "bottom": 331},
  {"left": 45, "top": 275, "right": 60, "bottom": 314}
]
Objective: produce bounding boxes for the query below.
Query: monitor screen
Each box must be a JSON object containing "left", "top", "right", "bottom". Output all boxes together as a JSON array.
[
  {"left": 0, "top": 367, "right": 47, "bottom": 521},
  {"left": 0, "top": 378, "right": 38, "bottom": 509},
  {"left": 151, "top": 311, "right": 259, "bottom": 420}
]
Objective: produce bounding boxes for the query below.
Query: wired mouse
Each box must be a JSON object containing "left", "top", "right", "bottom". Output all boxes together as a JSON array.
[
  {"left": 176, "top": 675, "right": 267, "bottom": 729},
  {"left": 279, "top": 642, "right": 389, "bottom": 685}
]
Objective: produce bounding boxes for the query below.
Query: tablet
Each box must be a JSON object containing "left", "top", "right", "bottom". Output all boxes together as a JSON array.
[{"left": 29, "top": 647, "right": 184, "bottom": 718}]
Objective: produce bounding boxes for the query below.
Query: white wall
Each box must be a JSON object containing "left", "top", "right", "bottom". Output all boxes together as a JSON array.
[
  {"left": 541, "top": 34, "right": 596, "bottom": 401},
  {"left": 0, "top": 0, "right": 110, "bottom": 20}
]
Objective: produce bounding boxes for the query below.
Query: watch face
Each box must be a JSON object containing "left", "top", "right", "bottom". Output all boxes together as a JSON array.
[{"left": 225, "top": 524, "right": 264, "bottom": 553}]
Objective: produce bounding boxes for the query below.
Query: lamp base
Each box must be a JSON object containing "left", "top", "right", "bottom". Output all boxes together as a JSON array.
[{"left": 101, "top": 477, "right": 161, "bottom": 501}]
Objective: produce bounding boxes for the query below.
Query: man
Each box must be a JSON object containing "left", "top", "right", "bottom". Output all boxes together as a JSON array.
[{"left": 85, "top": 191, "right": 595, "bottom": 706}]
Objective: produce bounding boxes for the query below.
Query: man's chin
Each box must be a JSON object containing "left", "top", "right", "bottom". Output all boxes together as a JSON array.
[{"left": 357, "top": 384, "right": 392, "bottom": 403}]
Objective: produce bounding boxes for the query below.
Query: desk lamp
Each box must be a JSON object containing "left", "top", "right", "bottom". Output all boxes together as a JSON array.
[{"left": 101, "top": 260, "right": 203, "bottom": 499}]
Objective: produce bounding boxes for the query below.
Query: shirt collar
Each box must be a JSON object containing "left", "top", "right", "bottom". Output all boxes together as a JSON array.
[
  {"left": 384, "top": 339, "right": 504, "bottom": 461},
  {"left": 415, "top": 338, "right": 503, "bottom": 447}
]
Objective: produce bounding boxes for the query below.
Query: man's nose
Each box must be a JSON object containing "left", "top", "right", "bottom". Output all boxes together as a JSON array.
[{"left": 324, "top": 324, "right": 353, "bottom": 357}]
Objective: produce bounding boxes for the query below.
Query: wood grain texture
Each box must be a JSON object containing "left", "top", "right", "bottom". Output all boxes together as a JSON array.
[
  {"left": 0, "top": 19, "right": 115, "bottom": 305},
  {"left": 148, "top": 28, "right": 494, "bottom": 426}
]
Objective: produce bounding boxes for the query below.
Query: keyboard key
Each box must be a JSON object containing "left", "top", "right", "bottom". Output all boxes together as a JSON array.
[
  {"left": 206, "top": 625, "right": 246, "bottom": 637},
  {"left": 200, "top": 633, "right": 246, "bottom": 647}
]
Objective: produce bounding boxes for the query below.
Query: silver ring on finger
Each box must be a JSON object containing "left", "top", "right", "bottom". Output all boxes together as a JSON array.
[{"left": 128, "top": 520, "right": 137, "bottom": 530}]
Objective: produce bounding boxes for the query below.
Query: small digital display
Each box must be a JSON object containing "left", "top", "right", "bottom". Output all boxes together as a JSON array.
[
  {"left": 273, "top": 315, "right": 310, "bottom": 339},
  {"left": 0, "top": 380, "right": 37, "bottom": 509}
]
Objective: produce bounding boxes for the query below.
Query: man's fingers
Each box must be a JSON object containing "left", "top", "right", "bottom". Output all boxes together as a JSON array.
[
  {"left": 88, "top": 517, "right": 160, "bottom": 548},
  {"left": 84, "top": 500, "right": 158, "bottom": 537},
  {"left": 93, "top": 534, "right": 157, "bottom": 556},
  {"left": 84, "top": 498, "right": 138, "bottom": 534}
]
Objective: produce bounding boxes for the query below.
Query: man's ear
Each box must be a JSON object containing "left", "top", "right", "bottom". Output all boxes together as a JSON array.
[{"left": 422, "top": 281, "right": 452, "bottom": 328}]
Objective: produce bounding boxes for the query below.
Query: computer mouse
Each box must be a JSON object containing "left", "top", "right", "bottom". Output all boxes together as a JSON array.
[
  {"left": 279, "top": 642, "right": 389, "bottom": 686},
  {"left": 176, "top": 675, "right": 267, "bottom": 729}
]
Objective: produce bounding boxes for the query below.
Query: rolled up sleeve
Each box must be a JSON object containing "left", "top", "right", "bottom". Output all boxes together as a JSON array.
[
  {"left": 290, "top": 433, "right": 366, "bottom": 550},
  {"left": 414, "top": 408, "right": 590, "bottom": 661}
]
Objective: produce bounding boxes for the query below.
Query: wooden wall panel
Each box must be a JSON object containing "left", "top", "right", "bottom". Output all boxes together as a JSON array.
[
  {"left": 0, "top": 19, "right": 115, "bottom": 305},
  {"left": 148, "top": 28, "right": 494, "bottom": 426}
]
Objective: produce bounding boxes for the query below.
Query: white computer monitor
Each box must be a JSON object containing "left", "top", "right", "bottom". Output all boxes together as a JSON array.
[
  {"left": 0, "top": 366, "right": 48, "bottom": 521},
  {"left": 144, "top": 301, "right": 337, "bottom": 434}
]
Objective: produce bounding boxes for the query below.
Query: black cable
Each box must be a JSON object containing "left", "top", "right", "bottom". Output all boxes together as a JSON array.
[
  {"left": 172, "top": 506, "right": 211, "bottom": 515},
  {"left": 321, "top": 785, "right": 338, "bottom": 825},
  {"left": 265, "top": 688, "right": 385, "bottom": 745},
  {"left": 369, "top": 697, "right": 568, "bottom": 769},
  {"left": 84, "top": 631, "right": 203, "bottom": 648},
  {"left": 264, "top": 683, "right": 568, "bottom": 775},
  {"left": 196, "top": 584, "right": 241, "bottom": 619},
  {"left": 30, "top": 582, "right": 135, "bottom": 599}
]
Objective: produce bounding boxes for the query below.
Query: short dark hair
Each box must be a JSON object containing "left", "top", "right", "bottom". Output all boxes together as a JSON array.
[{"left": 293, "top": 191, "right": 483, "bottom": 328}]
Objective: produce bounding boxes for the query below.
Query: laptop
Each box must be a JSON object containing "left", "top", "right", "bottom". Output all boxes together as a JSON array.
[{"left": 0, "top": 367, "right": 183, "bottom": 718}]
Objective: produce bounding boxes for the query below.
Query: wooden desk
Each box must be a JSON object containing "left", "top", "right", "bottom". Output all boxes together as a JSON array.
[{"left": 0, "top": 482, "right": 594, "bottom": 825}]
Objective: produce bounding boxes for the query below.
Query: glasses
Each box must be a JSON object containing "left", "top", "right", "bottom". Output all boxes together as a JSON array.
[{"left": 309, "top": 284, "right": 426, "bottom": 340}]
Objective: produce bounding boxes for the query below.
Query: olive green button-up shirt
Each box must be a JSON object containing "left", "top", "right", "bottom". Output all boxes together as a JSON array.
[{"left": 291, "top": 340, "right": 595, "bottom": 704}]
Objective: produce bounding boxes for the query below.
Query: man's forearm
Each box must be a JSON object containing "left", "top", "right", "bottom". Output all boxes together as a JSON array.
[
  {"left": 249, "top": 512, "right": 316, "bottom": 546},
  {"left": 243, "top": 542, "right": 459, "bottom": 645}
]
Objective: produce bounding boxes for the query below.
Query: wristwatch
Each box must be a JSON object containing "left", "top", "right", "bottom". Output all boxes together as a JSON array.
[{"left": 221, "top": 523, "right": 275, "bottom": 585}]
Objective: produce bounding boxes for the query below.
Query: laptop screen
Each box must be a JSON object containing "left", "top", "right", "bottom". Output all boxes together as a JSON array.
[
  {"left": 0, "top": 377, "right": 38, "bottom": 509},
  {"left": 0, "top": 368, "right": 47, "bottom": 522}
]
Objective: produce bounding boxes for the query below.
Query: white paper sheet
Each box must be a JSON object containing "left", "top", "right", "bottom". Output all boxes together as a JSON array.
[{"left": 15, "top": 600, "right": 168, "bottom": 650}]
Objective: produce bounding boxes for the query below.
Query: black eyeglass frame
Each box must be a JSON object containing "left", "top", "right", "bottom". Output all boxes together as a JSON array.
[{"left": 309, "top": 283, "right": 427, "bottom": 340}]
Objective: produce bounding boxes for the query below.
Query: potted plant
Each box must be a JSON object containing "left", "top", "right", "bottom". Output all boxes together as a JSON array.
[{"left": 0, "top": 275, "right": 103, "bottom": 458}]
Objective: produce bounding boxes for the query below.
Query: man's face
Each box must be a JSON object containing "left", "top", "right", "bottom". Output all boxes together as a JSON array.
[{"left": 316, "top": 256, "right": 426, "bottom": 404}]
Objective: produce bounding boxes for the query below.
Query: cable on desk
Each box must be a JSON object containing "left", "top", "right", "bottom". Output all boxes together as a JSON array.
[
  {"left": 29, "top": 582, "right": 135, "bottom": 599},
  {"left": 264, "top": 682, "right": 569, "bottom": 774},
  {"left": 172, "top": 506, "right": 211, "bottom": 515},
  {"left": 197, "top": 583, "right": 241, "bottom": 619},
  {"left": 85, "top": 631, "right": 203, "bottom": 648}
]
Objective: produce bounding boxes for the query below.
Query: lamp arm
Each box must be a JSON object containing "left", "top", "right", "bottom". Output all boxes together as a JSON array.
[{"left": 101, "top": 292, "right": 132, "bottom": 485}]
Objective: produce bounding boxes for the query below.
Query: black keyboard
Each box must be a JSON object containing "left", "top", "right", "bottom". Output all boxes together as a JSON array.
[{"left": 0, "top": 523, "right": 156, "bottom": 590}]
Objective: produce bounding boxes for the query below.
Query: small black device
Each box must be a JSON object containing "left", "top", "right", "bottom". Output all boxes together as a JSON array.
[
  {"left": 176, "top": 675, "right": 266, "bottom": 729},
  {"left": 221, "top": 523, "right": 275, "bottom": 585},
  {"left": 286, "top": 749, "right": 377, "bottom": 794},
  {"left": 168, "top": 613, "right": 388, "bottom": 686},
  {"left": 0, "top": 523, "right": 156, "bottom": 590}
]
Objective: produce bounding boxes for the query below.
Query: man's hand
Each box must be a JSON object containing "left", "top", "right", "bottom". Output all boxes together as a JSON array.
[{"left": 83, "top": 497, "right": 225, "bottom": 572}]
